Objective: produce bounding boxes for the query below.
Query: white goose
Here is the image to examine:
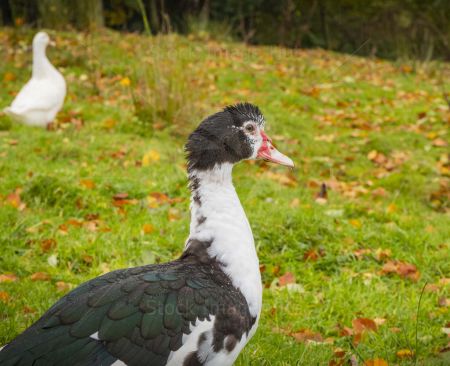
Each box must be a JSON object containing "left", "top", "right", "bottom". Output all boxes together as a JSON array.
[{"left": 4, "top": 31, "right": 66, "bottom": 128}]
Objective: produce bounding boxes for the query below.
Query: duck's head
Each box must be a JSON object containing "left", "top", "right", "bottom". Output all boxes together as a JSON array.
[
  {"left": 186, "top": 103, "right": 294, "bottom": 172},
  {"left": 33, "top": 32, "right": 52, "bottom": 50}
]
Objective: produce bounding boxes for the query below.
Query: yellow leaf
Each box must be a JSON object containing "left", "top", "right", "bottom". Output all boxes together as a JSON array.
[
  {"left": 142, "top": 150, "right": 160, "bottom": 166},
  {"left": 142, "top": 224, "right": 154, "bottom": 234},
  {"left": 386, "top": 203, "right": 397, "bottom": 214},
  {"left": 80, "top": 179, "right": 95, "bottom": 189},
  {"left": 396, "top": 349, "right": 414, "bottom": 358},
  {"left": 119, "top": 77, "right": 131, "bottom": 86},
  {"left": 349, "top": 219, "right": 362, "bottom": 228},
  {"left": 365, "top": 359, "right": 388, "bottom": 366}
]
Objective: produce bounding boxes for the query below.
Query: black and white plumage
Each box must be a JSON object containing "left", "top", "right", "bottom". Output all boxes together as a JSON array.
[{"left": 0, "top": 103, "right": 293, "bottom": 366}]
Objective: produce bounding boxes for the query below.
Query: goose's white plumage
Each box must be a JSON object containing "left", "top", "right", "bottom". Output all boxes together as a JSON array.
[{"left": 4, "top": 31, "right": 66, "bottom": 127}]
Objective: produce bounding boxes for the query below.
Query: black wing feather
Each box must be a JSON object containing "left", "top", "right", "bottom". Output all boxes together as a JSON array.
[{"left": 0, "top": 259, "right": 253, "bottom": 366}]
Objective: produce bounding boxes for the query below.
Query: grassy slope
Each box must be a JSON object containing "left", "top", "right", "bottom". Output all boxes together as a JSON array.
[{"left": 0, "top": 29, "right": 449, "bottom": 365}]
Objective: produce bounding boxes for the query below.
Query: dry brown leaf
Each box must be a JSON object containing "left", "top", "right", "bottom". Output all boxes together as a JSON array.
[
  {"left": 30, "top": 272, "right": 51, "bottom": 281},
  {"left": 352, "top": 317, "right": 378, "bottom": 334},
  {"left": 290, "top": 329, "right": 324, "bottom": 343},
  {"left": 56, "top": 281, "right": 71, "bottom": 292},
  {"left": 381, "top": 260, "right": 420, "bottom": 281}
]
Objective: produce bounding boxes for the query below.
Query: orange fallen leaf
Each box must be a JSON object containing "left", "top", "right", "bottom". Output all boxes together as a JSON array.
[
  {"left": 349, "top": 219, "right": 362, "bottom": 228},
  {"left": 3, "top": 72, "right": 16, "bottom": 82},
  {"left": 0, "top": 291, "right": 10, "bottom": 302},
  {"left": 365, "top": 359, "right": 388, "bottom": 366},
  {"left": 432, "top": 138, "right": 448, "bottom": 147},
  {"left": 80, "top": 179, "right": 96, "bottom": 189},
  {"left": 40, "top": 238, "right": 57, "bottom": 252},
  {"left": 142, "top": 224, "right": 154, "bottom": 234},
  {"left": 0, "top": 273, "right": 18, "bottom": 283},
  {"left": 279, "top": 272, "right": 295, "bottom": 286}
]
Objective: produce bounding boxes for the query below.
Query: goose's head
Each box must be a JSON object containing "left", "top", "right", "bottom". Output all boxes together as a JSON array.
[
  {"left": 32, "top": 32, "right": 51, "bottom": 50},
  {"left": 186, "top": 103, "right": 294, "bottom": 172}
]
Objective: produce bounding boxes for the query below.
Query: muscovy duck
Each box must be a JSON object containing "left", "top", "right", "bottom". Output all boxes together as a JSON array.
[
  {"left": 4, "top": 31, "right": 66, "bottom": 128},
  {"left": 0, "top": 103, "right": 293, "bottom": 366}
]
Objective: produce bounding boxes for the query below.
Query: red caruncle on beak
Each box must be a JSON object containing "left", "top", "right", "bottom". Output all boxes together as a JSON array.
[{"left": 257, "top": 130, "right": 294, "bottom": 167}]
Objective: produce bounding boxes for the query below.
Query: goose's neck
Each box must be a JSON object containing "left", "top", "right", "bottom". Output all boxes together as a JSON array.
[
  {"left": 32, "top": 45, "right": 52, "bottom": 78},
  {"left": 185, "top": 163, "right": 262, "bottom": 317}
]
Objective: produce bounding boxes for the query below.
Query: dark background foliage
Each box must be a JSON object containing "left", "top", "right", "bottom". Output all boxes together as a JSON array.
[{"left": 1, "top": 0, "right": 449, "bottom": 60}]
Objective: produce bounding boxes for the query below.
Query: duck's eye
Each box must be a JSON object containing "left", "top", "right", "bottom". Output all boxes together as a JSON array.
[{"left": 245, "top": 124, "right": 256, "bottom": 133}]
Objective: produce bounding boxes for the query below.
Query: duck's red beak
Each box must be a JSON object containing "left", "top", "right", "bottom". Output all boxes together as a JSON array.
[{"left": 257, "top": 130, "right": 294, "bottom": 167}]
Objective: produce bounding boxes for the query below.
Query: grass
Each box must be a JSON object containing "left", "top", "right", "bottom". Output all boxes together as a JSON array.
[{"left": 0, "top": 28, "right": 449, "bottom": 365}]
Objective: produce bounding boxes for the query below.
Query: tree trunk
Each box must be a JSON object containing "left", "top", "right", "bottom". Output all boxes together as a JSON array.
[
  {"left": 73, "top": 0, "right": 104, "bottom": 30},
  {"left": 37, "top": 0, "right": 71, "bottom": 29}
]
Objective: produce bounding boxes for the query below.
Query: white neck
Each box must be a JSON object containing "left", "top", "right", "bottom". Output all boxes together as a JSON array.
[
  {"left": 186, "top": 163, "right": 262, "bottom": 317},
  {"left": 32, "top": 45, "right": 54, "bottom": 78}
]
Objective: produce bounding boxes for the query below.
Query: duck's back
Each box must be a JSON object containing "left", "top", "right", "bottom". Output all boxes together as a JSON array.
[{"left": 0, "top": 256, "right": 255, "bottom": 366}]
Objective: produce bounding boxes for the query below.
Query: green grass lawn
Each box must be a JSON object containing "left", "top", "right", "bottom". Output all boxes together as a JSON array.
[{"left": 0, "top": 28, "right": 449, "bottom": 365}]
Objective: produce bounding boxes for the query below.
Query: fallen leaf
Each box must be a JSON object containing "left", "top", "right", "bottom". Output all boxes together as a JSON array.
[
  {"left": 291, "top": 328, "right": 324, "bottom": 343},
  {"left": 119, "top": 77, "right": 131, "bottom": 86},
  {"left": 23, "top": 305, "right": 36, "bottom": 314},
  {"left": 3, "top": 72, "right": 16, "bottom": 82},
  {"left": 439, "top": 297, "right": 450, "bottom": 307},
  {"left": 30, "top": 272, "right": 51, "bottom": 281},
  {"left": 396, "top": 349, "right": 414, "bottom": 358},
  {"left": 349, "top": 219, "right": 362, "bottom": 228},
  {"left": 279, "top": 272, "right": 295, "bottom": 286},
  {"left": 168, "top": 208, "right": 181, "bottom": 222},
  {"left": 352, "top": 317, "right": 377, "bottom": 334},
  {"left": 82, "top": 254, "right": 93, "bottom": 264},
  {"left": 365, "top": 359, "right": 388, "bottom": 366},
  {"left": 56, "top": 281, "right": 71, "bottom": 292},
  {"left": 0, "top": 273, "right": 18, "bottom": 283},
  {"left": 40, "top": 238, "right": 57, "bottom": 252},
  {"left": 0, "top": 291, "right": 10, "bottom": 302},
  {"left": 433, "top": 138, "right": 448, "bottom": 147},
  {"left": 80, "top": 179, "right": 96, "bottom": 189},
  {"left": 142, "top": 223, "right": 154, "bottom": 234},
  {"left": 381, "top": 260, "right": 420, "bottom": 281},
  {"left": 303, "top": 249, "right": 320, "bottom": 261},
  {"left": 142, "top": 150, "right": 160, "bottom": 166},
  {"left": 263, "top": 171, "right": 297, "bottom": 187}
]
